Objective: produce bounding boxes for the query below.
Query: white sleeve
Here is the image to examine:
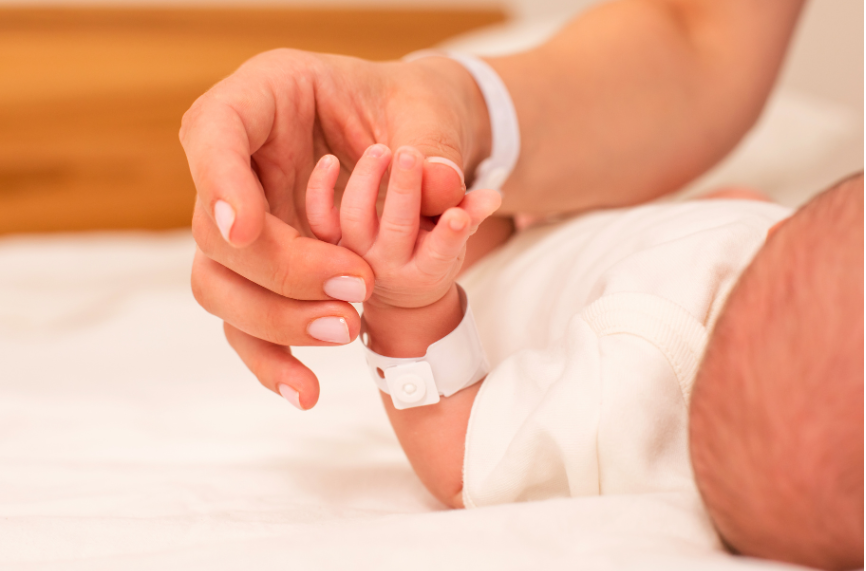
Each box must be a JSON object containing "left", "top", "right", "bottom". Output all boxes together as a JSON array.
[
  {"left": 462, "top": 316, "right": 603, "bottom": 508},
  {"left": 462, "top": 294, "right": 703, "bottom": 508}
]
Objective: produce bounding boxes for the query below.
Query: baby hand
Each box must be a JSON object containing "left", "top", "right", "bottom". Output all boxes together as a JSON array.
[{"left": 305, "top": 144, "right": 501, "bottom": 309}]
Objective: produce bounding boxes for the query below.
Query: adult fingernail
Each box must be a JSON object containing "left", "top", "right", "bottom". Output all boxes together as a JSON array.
[
  {"left": 397, "top": 150, "right": 416, "bottom": 170},
  {"left": 308, "top": 316, "right": 350, "bottom": 344},
  {"left": 214, "top": 200, "right": 235, "bottom": 243},
  {"left": 427, "top": 157, "right": 465, "bottom": 186},
  {"left": 323, "top": 276, "right": 366, "bottom": 302},
  {"left": 366, "top": 144, "right": 387, "bottom": 158},
  {"left": 278, "top": 384, "right": 304, "bottom": 410}
]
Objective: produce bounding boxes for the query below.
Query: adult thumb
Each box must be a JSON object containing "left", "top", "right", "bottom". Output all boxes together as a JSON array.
[{"left": 389, "top": 127, "right": 468, "bottom": 217}]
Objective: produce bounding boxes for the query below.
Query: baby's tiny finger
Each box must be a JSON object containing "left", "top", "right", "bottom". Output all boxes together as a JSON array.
[
  {"left": 340, "top": 144, "right": 391, "bottom": 256},
  {"left": 378, "top": 146, "right": 424, "bottom": 262},
  {"left": 417, "top": 207, "right": 472, "bottom": 277},
  {"left": 306, "top": 155, "right": 342, "bottom": 244},
  {"left": 459, "top": 188, "right": 503, "bottom": 233}
]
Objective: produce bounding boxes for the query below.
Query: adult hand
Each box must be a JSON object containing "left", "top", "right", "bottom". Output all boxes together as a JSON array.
[{"left": 181, "top": 49, "right": 490, "bottom": 409}]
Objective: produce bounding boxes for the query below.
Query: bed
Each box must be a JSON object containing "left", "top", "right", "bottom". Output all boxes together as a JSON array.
[{"left": 1, "top": 11, "right": 862, "bottom": 570}]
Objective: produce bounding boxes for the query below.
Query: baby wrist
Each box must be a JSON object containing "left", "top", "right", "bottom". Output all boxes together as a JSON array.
[
  {"left": 361, "top": 284, "right": 490, "bottom": 410},
  {"left": 362, "top": 284, "right": 463, "bottom": 358}
]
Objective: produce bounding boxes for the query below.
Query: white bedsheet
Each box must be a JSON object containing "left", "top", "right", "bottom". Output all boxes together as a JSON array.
[
  {"left": 0, "top": 85, "right": 859, "bottom": 569},
  {"left": 0, "top": 232, "right": 808, "bottom": 570}
]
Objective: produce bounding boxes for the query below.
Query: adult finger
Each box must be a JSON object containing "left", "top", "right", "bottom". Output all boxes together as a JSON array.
[
  {"left": 193, "top": 203, "right": 374, "bottom": 303},
  {"left": 339, "top": 144, "right": 391, "bottom": 255},
  {"left": 306, "top": 154, "right": 342, "bottom": 245},
  {"left": 386, "top": 61, "right": 469, "bottom": 217},
  {"left": 224, "top": 323, "right": 321, "bottom": 410},
  {"left": 423, "top": 158, "right": 466, "bottom": 216},
  {"left": 377, "top": 146, "right": 424, "bottom": 262},
  {"left": 180, "top": 76, "right": 276, "bottom": 248},
  {"left": 192, "top": 250, "right": 361, "bottom": 347}
]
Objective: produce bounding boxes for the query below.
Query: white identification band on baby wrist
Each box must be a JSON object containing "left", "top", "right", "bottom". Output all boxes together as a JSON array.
[
  {"left": 404, "top": 50, "right": 521, "bottom": 193},
  {"left": 360, "top": 285, "right": 490, "bottom": 410}
]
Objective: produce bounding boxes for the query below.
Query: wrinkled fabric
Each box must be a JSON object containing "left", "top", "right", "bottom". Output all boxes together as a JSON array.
[{"left": 460, "top": 201, "right": 790, "bottom": 508}]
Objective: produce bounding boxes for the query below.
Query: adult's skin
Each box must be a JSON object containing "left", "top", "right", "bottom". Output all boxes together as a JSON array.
[{"left": 181, "top": 0, "right": 805, "bottom": 408}]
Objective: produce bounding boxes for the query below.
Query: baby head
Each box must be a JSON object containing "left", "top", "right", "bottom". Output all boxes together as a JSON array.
[{"left": 690, "top": 174, "right": 864, "bottom": 570}]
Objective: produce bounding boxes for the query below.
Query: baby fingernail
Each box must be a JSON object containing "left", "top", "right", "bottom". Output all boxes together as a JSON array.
[
  {"left": 366, "top": 144, "right": 387, "bottom": 158},
  {"left": 308, "top": 316, "right": 350, "bottom": 345},
  {"left": 323, "top": 276, "right": 367, "bottom": 302},
  {"left": 214, "top": 200, "right": 235, "bottom": 243},
  {"left": 450, "top": 217, "right": 466, "bottom": 231},
  {"left": 317, "top": 155, "right": 336, "bottom": 169},
  {"left": 397, "top": 150, "right": 416, "bottom": 169},
  {"left": 278, "top": 384, "right": 304, "bottom": 410}
]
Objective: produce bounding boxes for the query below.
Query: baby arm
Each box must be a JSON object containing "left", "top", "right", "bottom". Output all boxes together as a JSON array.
[{"left": 306, "top": 144, "right": 501, "bottom": 508}]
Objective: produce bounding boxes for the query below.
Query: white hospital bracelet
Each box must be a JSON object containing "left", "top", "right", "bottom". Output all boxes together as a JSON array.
[
  {"left": 360, "top": 285, "right": 490, "bottom": 410},
  {"left": 404, "top": 50, "right": 521, "bottom": 193}
]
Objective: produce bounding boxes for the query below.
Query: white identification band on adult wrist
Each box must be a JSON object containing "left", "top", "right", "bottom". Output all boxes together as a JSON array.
[
  {"left": 404, "top": 50, "right": 521, "bottom": 193},
  {"left": 360, "top": 285, "right": 490, "bottom": 410}
]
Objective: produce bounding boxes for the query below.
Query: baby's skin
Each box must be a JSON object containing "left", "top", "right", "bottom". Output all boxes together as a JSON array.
[
  {"left": 306, "top": 150, "right": 783, "bottom": 509},
  {"left": 305, "top": 144, "right": 501, "bottom": 508}
]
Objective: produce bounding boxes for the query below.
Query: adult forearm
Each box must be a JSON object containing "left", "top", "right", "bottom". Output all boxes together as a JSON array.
[{"left": 483, "top": 0, "right": 804, "bottom": 214}]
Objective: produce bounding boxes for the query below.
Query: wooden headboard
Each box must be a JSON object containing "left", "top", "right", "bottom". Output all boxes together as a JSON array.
[{"left": 0, "top": 7, "right": 506, "bottom": 234}]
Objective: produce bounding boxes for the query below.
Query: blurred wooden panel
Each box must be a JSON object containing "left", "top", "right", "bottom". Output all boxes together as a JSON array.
[{"left": 0, "top": 7, "right": 505, "bottom": 234}]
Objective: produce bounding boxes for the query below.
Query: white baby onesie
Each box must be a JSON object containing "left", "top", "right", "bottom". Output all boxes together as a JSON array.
[{"left": 458, "top": 199, "right": 791, "bottom": 509}]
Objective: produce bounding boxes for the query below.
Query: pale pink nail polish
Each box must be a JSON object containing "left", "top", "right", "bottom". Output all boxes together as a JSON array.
[
  {"left": 214, "top": 200, "right": 235, "bottom": 243},
  {"left": 427, "top": 157, "right": 465, "bottom": 186},
  {"left": 278, "top": 384, "right": 303, "bottom": 410},
  {"left": 308, "top": 316, "right": 350, "bottom": 344},
  {"left": 323, "top": 276, "right": 366, "bottom": 302}
]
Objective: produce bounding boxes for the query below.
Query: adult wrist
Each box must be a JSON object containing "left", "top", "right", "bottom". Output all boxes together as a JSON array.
[
  {"left": 406, "top": 52, "right": 519, "bottom": 193},
  {"left": 458, "top": 59, "right": 494, "bottom": 184}
]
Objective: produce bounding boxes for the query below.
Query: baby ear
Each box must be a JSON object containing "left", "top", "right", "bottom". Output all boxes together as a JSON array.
[{"left": 305, "top": 154, "right": 342, "bottom": 245}]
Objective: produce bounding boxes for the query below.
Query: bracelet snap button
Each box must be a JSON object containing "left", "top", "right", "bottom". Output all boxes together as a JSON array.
[
  {"left": 396, "top": 374, "right": 425, "bottom": 403},
  {"left": 384, "top": 361, "right": 440, "bottom": 410}
]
